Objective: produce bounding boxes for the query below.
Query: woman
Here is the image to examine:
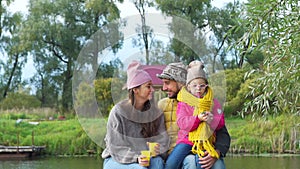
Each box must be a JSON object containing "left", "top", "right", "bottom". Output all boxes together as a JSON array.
[{"left": 102, "top": 60, "right": 169, "bottom": 169}]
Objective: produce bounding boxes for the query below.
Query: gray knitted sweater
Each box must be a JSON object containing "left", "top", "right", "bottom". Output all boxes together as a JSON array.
[{"left": 101, "top": 100, "right": 170, "bottom": 164}]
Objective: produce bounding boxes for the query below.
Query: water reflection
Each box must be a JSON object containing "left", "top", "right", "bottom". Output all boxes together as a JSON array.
[
  {"left": 225, "top": 155, "right": 300, "bottom": 169},
  {"left": 0, "top": 155, "right": 299, "bottom": 169},
  {"left": 0, "top": 156, "right": 103, "bottom": 169}
]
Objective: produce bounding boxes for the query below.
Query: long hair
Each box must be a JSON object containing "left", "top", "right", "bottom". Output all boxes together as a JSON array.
[{"left": 128, "top": 87, "right": 160, "bottom": 138}]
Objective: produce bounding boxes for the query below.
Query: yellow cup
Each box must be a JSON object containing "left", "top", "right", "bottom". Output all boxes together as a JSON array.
[
  {"left": 140, "top": 150, "right": 151, "bottom": 167},
  {"left": 148, "top": 142, "right": 158, "bottom": 157}
]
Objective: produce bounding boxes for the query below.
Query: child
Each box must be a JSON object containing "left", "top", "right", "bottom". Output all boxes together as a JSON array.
[{"left": 165, "top": 60, "right": 225, "bottom": 169}]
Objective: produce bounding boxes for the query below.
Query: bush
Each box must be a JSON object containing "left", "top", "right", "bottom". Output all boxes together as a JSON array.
[
  {"left": 94, "top": 78, "right": 124, "bottom": 116},
  {"left": 224, "top": 69, "right": 247, "bottom": 101},
  {"left": 0, "top": 92, "right": 41, "bottom": 109},
  {"left": 0, "top": 108, "right": 60, "bottom": 120},
  {"left": 225, "top": 78, "right": 255, "bottom": 116}
]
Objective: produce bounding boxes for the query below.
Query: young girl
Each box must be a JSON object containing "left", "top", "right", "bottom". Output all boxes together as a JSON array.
[{"left": 165, "top": 60, "right": 225, "bottom": 169}]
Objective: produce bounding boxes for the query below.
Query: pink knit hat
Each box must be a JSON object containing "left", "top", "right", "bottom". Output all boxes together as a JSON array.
[{"left": 126, "top": 60, "right": 152, "bottom": 89}]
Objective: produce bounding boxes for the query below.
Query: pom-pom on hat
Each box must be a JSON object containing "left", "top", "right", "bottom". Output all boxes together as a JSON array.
[
  {"left": 126, "top": 60, "right": 152, "bottom": 90},
  {"left": 186, "top": 60, "right": 207, "bottom": 85},
  {"left": 156, "top": 62, "right": 187, "bottom": 84}
]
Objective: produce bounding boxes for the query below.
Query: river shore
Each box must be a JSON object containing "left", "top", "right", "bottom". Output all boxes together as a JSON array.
[{"left": 0, "top": 112, "right": 299, "bottom": 156}]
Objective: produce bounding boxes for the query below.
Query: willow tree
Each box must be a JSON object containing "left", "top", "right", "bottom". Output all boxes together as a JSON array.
[
  {"left": 20, "top": 0, "right": 122, "bottom": 111},
  {"left": 239, "top": 0, "right": 300, "bottom": 118}
]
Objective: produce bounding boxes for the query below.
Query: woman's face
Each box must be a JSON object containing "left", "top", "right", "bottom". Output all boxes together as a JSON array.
[
  {"left": 187, "top": 78, "right": 207, "bottom": 98},
  {"left": 134, "top": 81, "right": 154, "bottom": 102}
]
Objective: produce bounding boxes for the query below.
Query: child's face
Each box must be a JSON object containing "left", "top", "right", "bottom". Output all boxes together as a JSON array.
[{"left": 187, "top": 78, "right": 207, "bottom": 98}]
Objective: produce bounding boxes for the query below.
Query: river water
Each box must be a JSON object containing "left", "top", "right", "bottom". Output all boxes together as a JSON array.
[{"left": 0, "top": 155, "right": 299, "bottom": 169}]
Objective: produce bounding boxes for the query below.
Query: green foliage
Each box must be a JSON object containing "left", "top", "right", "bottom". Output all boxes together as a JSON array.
[
  {"left": 0, "top": 108, "right": 60, "bottom": 120},
  {"left": 96, "top": 59, "right": 123, "bottom": 78},
  {"left": 0, "top": 92, "right": 41, "bottom": 110},
  {"left": 33, "top": 75, "right": 59, "bottom": 108},
  {"left": 208, "top": 71, "right": 226, "bottom": 107},
  {"left": 209, "top": 69, "right": 252, "bottom": 116},
  {"left": 224, "top": 69, "right": 246, "bottom": 101},
  {"left": 226, "top": 78, "right": 256, "bottom": 116},
  {"left": 155, "top": 0, "right": 212, "bottom": 63},
  {"left": 94, "top": 78, "right": 125, "bottom": 116},
  {"left": 245, "top": 50, "right": 264, "bottom": 69},
  {"left": 19, "top": 0, "right": 122, "bottom": 111},
  {"left": 209, "top": 1, "right": 247, "bottom": 69},
  {"left": 74, "top": 82, "right": 96, "bottom": 115},
  {"left": 0, "top": 0, "right": 14, "bottom": 35},
  {"left": 237, "top": 0, "right": 300, "bottom": 118},
  {"left": 149, "top": 41, "right": 176, "bottom": 65},
  {"left": 156, "top": 0, "right": 248, "bottom": 69},
  {"left": 0, "top": 10, "right": 27, "bottom": 100},
  {"left": 212, "top": 68, "right": 252, "bottom": 116}
]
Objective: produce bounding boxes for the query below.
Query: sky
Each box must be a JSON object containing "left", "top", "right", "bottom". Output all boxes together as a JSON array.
[
  {"left": 9, "top": 0, "right": 236, "bottom": 16},
  {"left": 6, "top": 0, "right": 240, "bottom": 80}
]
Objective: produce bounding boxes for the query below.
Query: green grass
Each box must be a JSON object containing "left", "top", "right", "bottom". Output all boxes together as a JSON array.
[
  {"left": 0, "top": 118, "right": 105, "bottom": 156},
  {"left": 227, "top": 114, "right": 300, "bottom": 154},
  {"left": 1, "top": 108, "right": 299, "bottom": 156}
]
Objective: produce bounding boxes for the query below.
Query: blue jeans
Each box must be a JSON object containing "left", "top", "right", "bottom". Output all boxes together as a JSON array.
[
  {"left": 165, "top": 143, "right": 193, "bottom": 169},
  {"left": 103, "top": 156, "right": 164, "bottom": 169},
  {"left": 182, "top": 154, "right": 226, "bottom": 169},
  {"left": 182, "top": 154, "right": 197, "bottom": 169}
]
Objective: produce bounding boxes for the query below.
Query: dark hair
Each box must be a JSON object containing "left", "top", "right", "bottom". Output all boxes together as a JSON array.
[{"left": 128, "top": 87, "right": 160, "bottom": 138}]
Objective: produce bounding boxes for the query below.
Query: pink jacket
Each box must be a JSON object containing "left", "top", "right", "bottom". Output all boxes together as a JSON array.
[{"left": 176, "top": 98, "right": 225, "bottom": 145}]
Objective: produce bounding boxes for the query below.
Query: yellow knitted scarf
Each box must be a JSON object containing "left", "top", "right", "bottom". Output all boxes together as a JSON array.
[{"left": 177, "top": 86, "right": 219, "bottom": 158}]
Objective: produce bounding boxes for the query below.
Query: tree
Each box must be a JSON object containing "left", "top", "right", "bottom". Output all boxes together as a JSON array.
[
  {"left": 148, "top": 40, "right": 175, "bottom": 64},
  {"left": 239, "top": 0, "right": 300, "bottom": 118},
  {"left": 156, "top": 0, "right": 256, "bottom": 70},
  {"left": 0, "top": 92, "right": 41, "bottom": 109},
  {"left": 131, "top": 0, "right": 155, "bottom": 65},
  {"left": 30, "top": 51, "right": 60, "bottom": 108},
  {"left": 156, "top": 0, "right": 212, "bottom": 64},
  {"left": 0, "top": 11, "right": 27, "bottom": 100},
  {"left": 20, "top": 0, "right": 122, "bottom": 112},
  {"left": 0, "top": 0, "right": 13, "bottom": 37},
  {"left": 96, "top": 59, "right": 123, "bottom": 78},
  {"left": 207, "top": 1, "right": 246, "bottom": 69}
]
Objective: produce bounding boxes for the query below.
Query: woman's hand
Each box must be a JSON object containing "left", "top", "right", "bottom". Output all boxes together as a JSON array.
[
  {"left": 138, "top": 154, "right": 150, "bottom": 167},
  {"left": 153, "top": 143, "right": 160, "bottom": 156},
  {"left": 147, "top": 142, "right": 160, "bottom": 157}
]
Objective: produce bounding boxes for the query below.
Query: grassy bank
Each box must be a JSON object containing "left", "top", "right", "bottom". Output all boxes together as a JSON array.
[
  {"left": 0, "top": 109, "right": 299, "bottom": 155},
  {"left": 0, "top": 109, "right": 104, "bottom": 156},
  {"left": 0, "top": 118, "right": 103, "bottom": 156},
  {"left": 227, "top": 114, "right": 300, "bottom": 154}
]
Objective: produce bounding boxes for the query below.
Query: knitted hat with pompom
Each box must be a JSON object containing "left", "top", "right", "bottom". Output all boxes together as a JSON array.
[{"left": 186, "top": 60, "right": 207, "bottom": 85}]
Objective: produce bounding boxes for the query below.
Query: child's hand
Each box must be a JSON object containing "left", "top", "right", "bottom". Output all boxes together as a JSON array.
[{"left": 198, "top": 112, "right": 208, "bottom": 121}]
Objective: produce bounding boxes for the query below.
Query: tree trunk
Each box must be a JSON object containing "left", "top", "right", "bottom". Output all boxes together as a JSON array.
[
  {"left": 3, "top": 54, "right": 19, "bottom": 98},
  {"left": 62, "top": 61, "right": 73, "bottom": 112}
]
